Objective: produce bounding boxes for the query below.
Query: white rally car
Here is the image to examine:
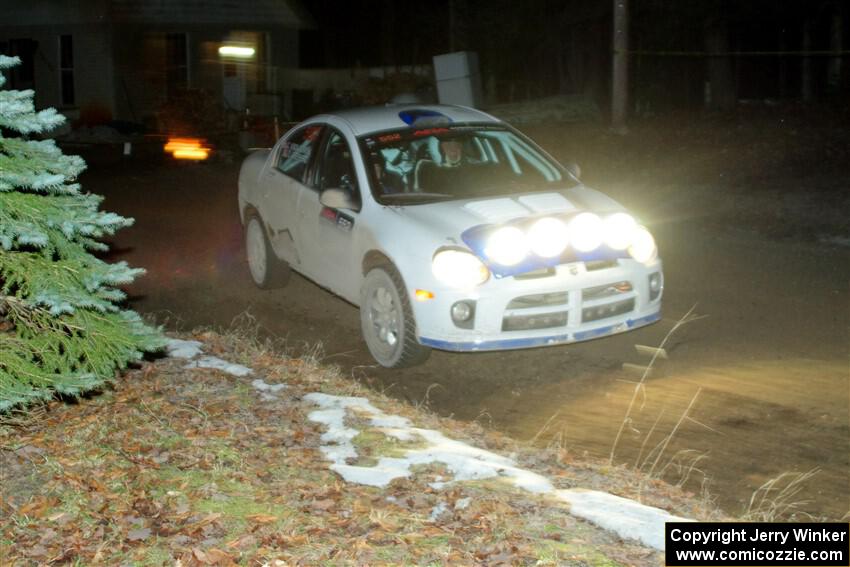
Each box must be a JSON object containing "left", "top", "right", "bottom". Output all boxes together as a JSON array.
[{"left": 238, "top": 105, "right": 662, "bottom": 368}]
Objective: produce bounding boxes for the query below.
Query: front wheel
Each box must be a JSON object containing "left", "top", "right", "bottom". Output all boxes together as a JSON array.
[
  {"left": 360, "top": 267, "right": 431, "bottom": 368},
  {"left": 245, "top": 216, "right": 290, "bottom": 289}
]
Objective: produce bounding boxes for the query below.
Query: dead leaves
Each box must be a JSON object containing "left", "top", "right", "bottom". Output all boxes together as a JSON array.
[
  {"left": 16, "top": 496, "right": 58, "bottom": 518},
  {"left": 189, "top": 546, "right": 236, "bottom": 565},
  {"left": 126, "top": 527, "right": 152, "bottom": 541},
  {"left": 245, "top": 513, "right": 278, "bottom": 524},
  {"left": 309, "top": 498, "right": 336, "bottom": 512},
  {"left": 0, "top": 333, "right": 669, "bottom": 565}
]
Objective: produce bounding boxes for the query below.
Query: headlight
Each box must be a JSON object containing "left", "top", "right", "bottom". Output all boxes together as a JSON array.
[
  {"left": 628, "top": 226, "right": 657, "bottom": 264},
  {"left": 485, "top": 226, "right": 528, "bottom": 266},
  {"left": 568, "top": 212, "right": 603, "bottom": 252},
  {"left": 528, "top": 217, "right": 569, "bottom": 258},
  {"left": 603, "top": 213, "right": 637, "bottom": 250},
  {"left": 432, "top": 249, "right": 490, "bottom": 288}
]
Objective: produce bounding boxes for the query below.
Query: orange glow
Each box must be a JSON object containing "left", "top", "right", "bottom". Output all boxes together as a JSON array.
[
  {"left": 164, "top": 137, "right": 210, "bottom": 160},
  {"left": 415, "top": 289, "right": 435, "bottom": 301},
  {"left": 173, "top": 147, "right": 210, "bottom": 160}
]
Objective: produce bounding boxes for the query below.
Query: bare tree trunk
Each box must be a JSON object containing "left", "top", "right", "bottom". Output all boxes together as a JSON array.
[
  {"left": 611, "top": 0, "right": 629, "bottom": 133},
  {"left": 778, "top": 27, "right": 788, "bottom": 98},
  {"left": 381, "top": 0, "right": 395, "bottom": 68},
  {"left": 802, "top": 18, "right": 813, "bottom": 102},
  {"left": 557, "top": 34, "right": 570, "bottom": 94},
  {"left": 828, "top": 5, "right": 843, "bottom": 94},
  {"left": 704, "top": 18, "right": 735, "bottom": 111},
  {"left": 448, "top": 0, "right": 456, "bottom": 52}
]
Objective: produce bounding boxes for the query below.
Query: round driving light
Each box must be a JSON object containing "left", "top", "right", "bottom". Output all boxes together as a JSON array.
[
  {"left": 628, "top": 226, "right": 657, "bottom": 264},
  {"left": 528, "top": 217, "right": 569, "bottom": 258},
  {"left": 649, "top": 273, "right": 661, "bottom": 292},
  {"left": 649, "top": 272, "right": 662, "bottom": 301},
  {"left": 603, "top": 213, "right": 638, "bottom": 250},
  {"left": 485, "top": 226, "right": 529, "bottom": 266},
  {"left": 568, "top": 212, "right": 603, "bottom": 252},
  {"left": 451, "top": 301, "right": 472, "bottom": 322}
]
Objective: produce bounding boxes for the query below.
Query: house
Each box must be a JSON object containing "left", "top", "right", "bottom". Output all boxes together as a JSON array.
[{"left": 0, "top": 0, "right": 312, "bottom": 128}]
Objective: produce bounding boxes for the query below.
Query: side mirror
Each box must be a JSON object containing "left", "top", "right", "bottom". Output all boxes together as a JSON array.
[
  {"left": 320, "top": 187, "right": 357, "bottom": 210},
  {"left": 565, "top": 163, "right": 581, "bottom": 180}
]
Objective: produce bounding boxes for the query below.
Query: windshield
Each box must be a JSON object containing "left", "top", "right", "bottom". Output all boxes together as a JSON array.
[{"left": 359, "top": 123, "right": 577, "bottom": 205}]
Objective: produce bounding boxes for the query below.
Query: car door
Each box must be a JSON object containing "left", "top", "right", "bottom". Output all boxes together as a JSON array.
[
  {"left": 259, "top": 124, "right": 324, "bottom": 268},
  {"left": 295, "top": 127, "right": 362, "bottom": 299}
]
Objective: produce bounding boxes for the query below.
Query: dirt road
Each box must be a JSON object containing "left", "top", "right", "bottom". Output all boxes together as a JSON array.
[{"left": 90, "top": 136, "right": 848, "bottom": 520}]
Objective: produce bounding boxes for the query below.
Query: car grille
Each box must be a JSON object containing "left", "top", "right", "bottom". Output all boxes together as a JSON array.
[
  {"left": 513, "top": 267, "right": 556, "bottom": 280},
  {"left": 501, "top": 276, "right": 637, "bottom": 332},
  {"left": 502, "top": 311, "right": 568, "bottom": 332},
  {"left": 585, "top": 260, "right": 618, "bottom": 271},
  {"left": 581, "top": 281, "right": 632, "bottom": 301},
  {"left": 582, "top": 298, "right": 635, "bottom": 323},
  {"left": 506, "top": 292, "right": 568, "bottom": 309}
]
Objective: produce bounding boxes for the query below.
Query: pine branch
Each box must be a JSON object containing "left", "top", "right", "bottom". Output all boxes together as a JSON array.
[{"left": 0, "top": 54, "right": 164, "bottom": 412}]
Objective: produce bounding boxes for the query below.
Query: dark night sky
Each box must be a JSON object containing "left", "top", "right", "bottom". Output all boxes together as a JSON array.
[{"left": 298, "top": 0, "right": 452, "bottom": 68}]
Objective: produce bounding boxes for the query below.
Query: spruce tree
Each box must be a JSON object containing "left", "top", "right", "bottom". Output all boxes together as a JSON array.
[{"left": 0, "top": 54, "right": 163, "bottom": 411}]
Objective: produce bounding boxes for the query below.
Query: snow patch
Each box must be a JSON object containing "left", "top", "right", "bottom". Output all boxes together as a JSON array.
[
  {"left": 556, "top": 489, "right": 693, "bottom": 550},
  {"left": 429, "top": 501, "right": 449, "bottom": 521},
  {"left": 332, "top": 458, "right": 412, "bottom": 487},
  {"left": 185, "top": 355, "right": 252, "bottom": 377},
  {"left": 251, "top": 379, "right": 287, "bottom": 393},
  {"left": 304, "top": 391, "right": 690, "bottom": 550},
  {"left": 165, "top": 339, "right": 204, "bottom": 359},
  {"left": 370, "top": 414, "right": 411, "bottom": 428}
]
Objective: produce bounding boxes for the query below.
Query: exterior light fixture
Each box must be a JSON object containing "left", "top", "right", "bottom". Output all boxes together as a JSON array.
[
  {"left": 164, "top": 137, "right": 210, "bottom": 161},
  {"left": 218, "top": 45, "right": 255, "bottom": 58}
]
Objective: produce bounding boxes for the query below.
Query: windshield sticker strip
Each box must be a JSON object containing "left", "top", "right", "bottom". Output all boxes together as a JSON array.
[{"left": 413, "top": 127, "right": 451, "bottom": 137}]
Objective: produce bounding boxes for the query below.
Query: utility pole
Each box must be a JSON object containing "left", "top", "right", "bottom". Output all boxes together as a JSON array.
[
  {"left": 802, "top": 18, "right": 813, "bottom": 102},
  {"left": 611, "top": 0, "right": 629, "bottom": 133},
  {"left": 449, "top": 0, "right": 456, "bottom": 52}
]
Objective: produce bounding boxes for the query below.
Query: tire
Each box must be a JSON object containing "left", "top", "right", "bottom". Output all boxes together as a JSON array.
[
  {"left": 244, "top": 215, "right": 290, "bottom": 289},
  {"left": 360, "top": 266, "right": 431, "bottom": 368}
]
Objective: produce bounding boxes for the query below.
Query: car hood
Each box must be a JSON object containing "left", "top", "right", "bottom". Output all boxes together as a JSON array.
[
  {"left": 391, "top": 186, "right": 632, "bottom": 277},
  {"left": 394, "top": 186, "right": 625, "bottom": 241}
]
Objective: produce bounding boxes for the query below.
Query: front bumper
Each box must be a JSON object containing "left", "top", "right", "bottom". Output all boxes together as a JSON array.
[
  {"left": 419, "top": 311, "right": 660, "bottom": 351},
  {"left": 413, "top": 258, "right": 662, "bottom": 353}
]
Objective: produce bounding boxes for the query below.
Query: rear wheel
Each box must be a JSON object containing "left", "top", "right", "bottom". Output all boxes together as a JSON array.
[
  {"left": 245, "top": 216, "right": 290, "bottom": 289},
  {"left": 360, "top": 266, "right": 431, "bottom": 368}
]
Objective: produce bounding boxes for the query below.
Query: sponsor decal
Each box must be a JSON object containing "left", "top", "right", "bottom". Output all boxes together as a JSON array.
[{"left": 319, "top": 207, "right": 355, "bottom": 232}]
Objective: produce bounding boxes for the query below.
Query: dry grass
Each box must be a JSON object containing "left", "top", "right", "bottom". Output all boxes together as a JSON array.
[
  {"left": 608, "top": 304, "right": 706, "bottom": 465},
  {"left": 743, "top": 469, "right": 821, "bottom": 522}
]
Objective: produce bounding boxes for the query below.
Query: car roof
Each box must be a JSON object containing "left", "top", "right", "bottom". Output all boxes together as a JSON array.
[{"left": 315, "top": 104, "right": 502, "bottom": 137}]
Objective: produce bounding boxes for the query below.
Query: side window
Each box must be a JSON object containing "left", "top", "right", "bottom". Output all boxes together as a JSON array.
[
  {"left": 277, "top": 125, "right": 323, "bottom": 181},
  {"left": 318, "top": 130, "right": 360, "bottom": 208}
]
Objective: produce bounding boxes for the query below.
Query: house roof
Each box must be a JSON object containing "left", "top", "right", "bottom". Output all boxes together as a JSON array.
[
  {"left": 108, "top": 0, "right": 312, "bottom": 27},
  {"left": 1, "top": 0, "right": 312, "bottom": 28}
]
